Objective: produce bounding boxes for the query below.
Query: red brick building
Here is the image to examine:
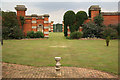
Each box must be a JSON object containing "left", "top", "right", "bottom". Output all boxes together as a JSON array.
[
  {"left": 77, "top": 5, "right": 120, "bottom": 36},
  {"left": 84, "top": 5, "right": 119, "bottom": 26},
  {"left": 15, "top": 5, "right": 50, "bottom": 38}
]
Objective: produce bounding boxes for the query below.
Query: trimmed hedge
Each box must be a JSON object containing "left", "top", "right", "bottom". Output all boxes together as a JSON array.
[
  {"left": 70, "top": 31, "right": 83, "bottom": 39},
  {"left": 27, "top": 31, "right": 44, "bottom": 38},
  {"left": 34, "top": 31, "right": 44, "bottom": 38},
  {"left": 63, "top": 10, "right": 76, "bottom": 36}
]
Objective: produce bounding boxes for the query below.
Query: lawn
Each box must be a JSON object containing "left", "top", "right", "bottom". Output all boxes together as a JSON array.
[{"left": 2, "top": 32, "right": 118, "bottom": 74}]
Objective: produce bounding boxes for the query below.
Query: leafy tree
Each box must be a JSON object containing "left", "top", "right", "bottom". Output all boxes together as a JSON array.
[
  {"left": 101, "top": 24, "right": 118, "bottom": 39},
  {"left": 82, "top": 22, "right": 100, "bottom": 38},
  {"left": 63, "top": 10, "right": 76, "bottom": 36},
  {"left": 76, "top": 11, "right": 88, "bottom": 31},
  {"left": 2, "top": 11, "right": 23, "bottom": 39},
  {"left": 20, "top": 16, "right": 25, "bottom": 31},
  {"left": 94, "top": 14, "right": 104, "bottom": 26}
]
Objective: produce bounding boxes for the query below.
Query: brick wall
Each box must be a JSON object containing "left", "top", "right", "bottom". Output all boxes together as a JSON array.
[{"left": 103, "top": 15, "right": 119, "bottom": 26}]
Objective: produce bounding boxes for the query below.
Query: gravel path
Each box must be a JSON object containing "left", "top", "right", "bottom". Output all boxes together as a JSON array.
[{"left": 2, "top": 62, "right": 117, "bottom": 78}]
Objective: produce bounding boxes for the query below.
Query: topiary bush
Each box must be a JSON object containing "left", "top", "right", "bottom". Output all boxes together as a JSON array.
[
  {"left": 70, "top": 31, "right": 83, "bottom": 39},
  {"left": 76, "top": 11, "right": 88, "bottom": 31},
  {"left": 63, "top": 10, "right": 76, "bottom": 36},
  {"left": 34, "top": 31, "right": 44, "bottom": 38}
]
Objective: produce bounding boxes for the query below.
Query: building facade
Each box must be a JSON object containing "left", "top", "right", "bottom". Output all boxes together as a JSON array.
[
  {"left": 15, "top": 5, "right": 119, "bottom": 37},
  {"left": 15, "top": 5, "right": 50, "bottom": 38},
  {"left": 84, "top": 5, "right": 119, "bottom": 26}
]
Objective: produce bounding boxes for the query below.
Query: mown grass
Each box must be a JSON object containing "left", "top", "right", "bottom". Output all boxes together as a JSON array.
[{"left": 2, "top": 32, "right": 118, "bottom": 74}]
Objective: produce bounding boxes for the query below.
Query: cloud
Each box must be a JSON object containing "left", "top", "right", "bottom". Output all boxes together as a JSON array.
[
  {"left": 1, "top": 2, "right": 118, "bottom": 24},
  {"left": 49, "top": 9, "right": 65, "bottom": 24},
  {"left": 49, "top": 8, "right": 88, "bottom": 24}
]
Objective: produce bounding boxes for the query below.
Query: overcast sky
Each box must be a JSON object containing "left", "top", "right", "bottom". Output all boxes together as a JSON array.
[
  {"left": 1, "top": 0, "right": 119, "bottom": 24},
  {"left": 1, "top": 0, "right": 120, "bottom": 2}
]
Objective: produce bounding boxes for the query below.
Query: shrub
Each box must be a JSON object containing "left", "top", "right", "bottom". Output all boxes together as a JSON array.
[
  {"left": 106, "top": 36, "right": 110, "bottom": 46},
  {"left": 27, "top": 31, "right": 34, "bottom": 38},
  {"left": 34, "top": 31, "right": 44, "bottom": 38},
  {"left": 101, "top": 25, "right": 118, "bottom": 39},
  {"left": 82, "top": 22, "right": 100, "bottom": 38},
  {"left": 70, "top": 31, "right": 83, "bottom": 39},
  {"left": 27, "top": 31, "right": 44, "bottom": 38}
]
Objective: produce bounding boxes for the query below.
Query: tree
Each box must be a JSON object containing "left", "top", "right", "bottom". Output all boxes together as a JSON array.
[
  {"left": 101, "top": 25, "right": 118, "bottom": 39},
  {"left": 63, "top": 10, "right": 76, "bottom": 36},
  {"left": 82, "top": 22, "right": 99, "bottom": 38},
  {"left": 2, "top": 11, "right": 23, "bottom": 39},
  {"left": 20, "top": 16, "right": 25, "bottom": 31},
  {"left": 76, "top": 11, "right": 88, "bottom": 31},
  {"left": 69, "top": 24, "right": 76, "bottom": 33},
  {"left": 94, "top": 14, "right": 104, "bottom": 26}
]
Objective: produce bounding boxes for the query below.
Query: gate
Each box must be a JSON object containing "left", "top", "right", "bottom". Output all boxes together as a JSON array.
[{"left": 53, "top": 24, "right": 62, "bottom": 32}]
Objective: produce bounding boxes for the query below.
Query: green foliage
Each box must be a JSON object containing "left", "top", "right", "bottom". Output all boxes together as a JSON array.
[
  {"left": 101, "top": 24, "right": 118, "bottom": 39},
  {"left": 63, "top": 10, "right": 88, "bottom": 36},
  {"left": 63, "top": 10, "right": 76, "bottom": 36},
  {"left": 106, "top": 36, "right": 110, "bottom": 46},
  {"left": 76, "top": 11, "right": 88, "bottom": 31},
  {"left": 34, "top": 31, "right": 44, "bottom": 38},
  {"left": 64, "top": 25, "right": 68, "bottom": 36},
  {"left": 70, "top": 31, "right": 83, "bottom": 39},
  {"left": 63, "top": 10, "right": 76, "bottom": 26},
  {"left": 20, "top": 16, "right": 25, "bottom": 31},
  {"left": 27, "top": 31, "right": 44, "bottom": 38},
  {"left": 94, "top": 14, "right": 104, "bottom": 26},
  {"left": 69, "top": 24, "right": 76, "bottom": 33},
  {"left": 82, "top": 22, "right": 102, "bottom": 38},
  {"left": 2, "top": 11, "right": 24, "bottom": 39},
  {"left": 27, "top": 31, "right": 34, "bottom": 38}
]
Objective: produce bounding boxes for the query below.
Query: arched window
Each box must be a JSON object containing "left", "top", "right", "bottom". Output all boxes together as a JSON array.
[{"left": 37, "top": 24, "right": 43, "bottom": 32}]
